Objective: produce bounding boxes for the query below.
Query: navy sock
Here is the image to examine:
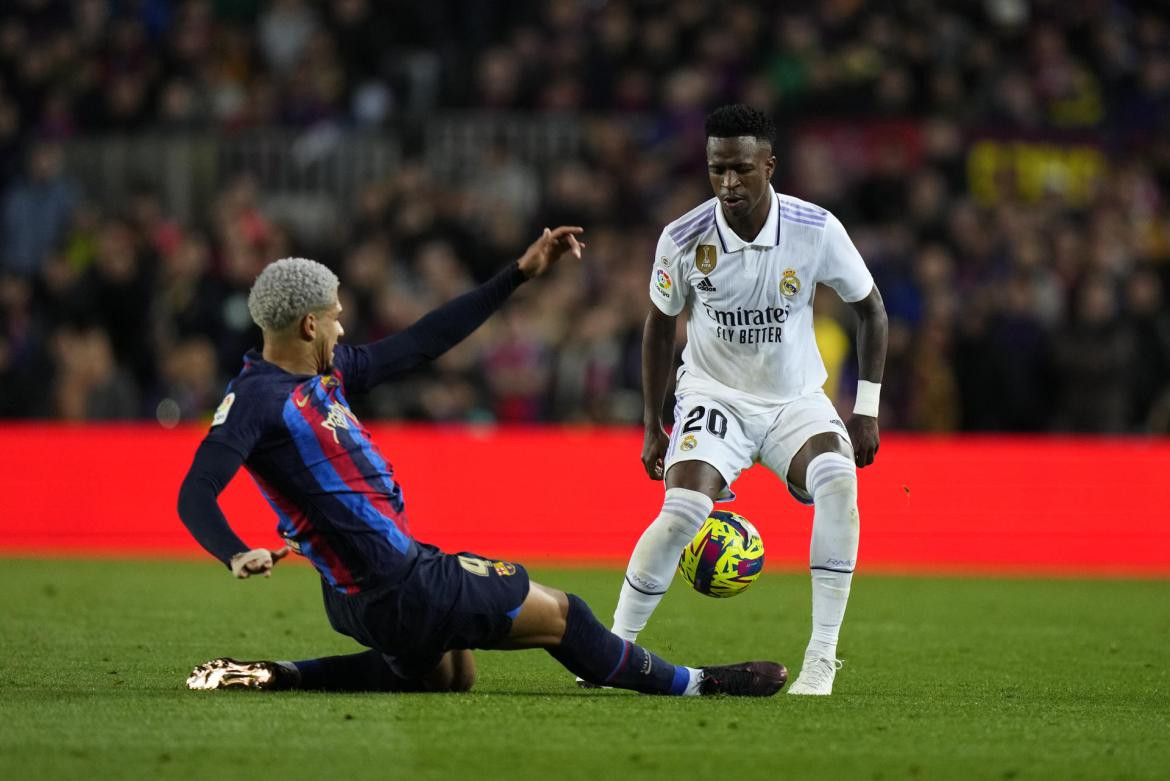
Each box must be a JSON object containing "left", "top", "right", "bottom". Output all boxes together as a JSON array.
[
  {"left": 291, "top": 650, "right": 421, "bottom": 692},
  {"left": 548, "top": 594, "right": 690, "bottom": 695}
]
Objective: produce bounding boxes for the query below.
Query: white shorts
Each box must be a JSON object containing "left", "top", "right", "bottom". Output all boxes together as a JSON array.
[{"left": 663, "top": 379, "right": 852, "bottom": 504}]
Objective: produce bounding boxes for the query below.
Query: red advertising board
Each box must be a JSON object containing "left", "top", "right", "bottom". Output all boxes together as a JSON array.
[{"left": 1, "top": 424, "right": 1167, "bottom": 575}]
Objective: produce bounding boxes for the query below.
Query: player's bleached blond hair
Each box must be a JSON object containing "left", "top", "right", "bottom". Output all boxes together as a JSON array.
[{"left": 247, "top": 257, "right": 339, "bottom": 331}]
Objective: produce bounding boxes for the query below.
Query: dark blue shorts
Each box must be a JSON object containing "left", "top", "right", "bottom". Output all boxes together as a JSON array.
[{"left": 321, "top": 543, "right": 530, "bottom": 679}]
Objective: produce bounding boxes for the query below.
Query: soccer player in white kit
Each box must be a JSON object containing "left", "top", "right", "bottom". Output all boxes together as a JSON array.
[{"left": 610, "top": 105, "right": 888, "bottom": 695}]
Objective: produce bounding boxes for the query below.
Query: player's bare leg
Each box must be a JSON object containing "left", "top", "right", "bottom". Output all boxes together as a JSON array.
[
  {"left": 496, "top": 581, "right": 570, "bottom": 648},
  {"left": 503, "top": 580, "right": 785, "bottom": 696},
  {"left": 610, "top": 461, "right": 722, "bottom": 641},
  {"left": 785, "top": 431, "right": 858, "bottom": 695}
]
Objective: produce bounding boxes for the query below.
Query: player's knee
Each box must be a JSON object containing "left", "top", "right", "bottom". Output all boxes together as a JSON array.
[
  {"left": 534, "top": 582, "right": 570, "bottom": 623},
  {"left": 450, "top": 667, "right": 476, "bottom": 692},
  {"left": 637, "top": 488, "right": 711, "bottom": 552},
  {"left": 513, "top": 582, "right": 569, "bottom": 646},
  {"left": 807, "top": 453, "right": 857, "bottom": 505},
  {"left": 546, "top": 602, "right": 569, "bottom": 643},
  {"left": 662, "top": 487, "right": 714, "bottom": 526},
  {"left": 449, "top": 650, "right": 476, "bottom": 692},
  {"left": 425, "top": 654, "right": 476, "bottom": 693},
  {"left": 813, "top": 474, "right": 857, "bottom": 503}
]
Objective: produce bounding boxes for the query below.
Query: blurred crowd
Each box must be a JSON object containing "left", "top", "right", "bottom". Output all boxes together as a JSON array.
[{"left": 2, "top": 0, "right": 1170, "bottom": 432}]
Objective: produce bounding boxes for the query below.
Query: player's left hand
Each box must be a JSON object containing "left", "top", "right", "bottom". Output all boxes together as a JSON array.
[
  {"left": 847, "top": 415, "right": 880, "bottom": 468},
  {"left": 517, "top": 226, "right": 585, "bottom": 279},
  {"left": 230, "top": 546, "right": 291, "bottom": 579}
]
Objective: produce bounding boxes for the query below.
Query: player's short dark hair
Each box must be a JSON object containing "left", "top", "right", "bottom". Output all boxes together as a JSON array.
[{"left": 704, "top": 104, "right": 775, "bottom": 147}]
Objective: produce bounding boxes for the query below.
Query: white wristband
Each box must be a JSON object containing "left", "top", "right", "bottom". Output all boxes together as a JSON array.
[{"left": 853, "top": 380, "right": 881, "bottom": 418}]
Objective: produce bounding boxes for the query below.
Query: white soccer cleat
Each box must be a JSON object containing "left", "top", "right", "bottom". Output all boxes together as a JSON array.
[{"left": 786, "top": 656, "right": 843, "bottom": 696}]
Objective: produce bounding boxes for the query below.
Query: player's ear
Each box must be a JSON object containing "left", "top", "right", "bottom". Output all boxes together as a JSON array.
[
  {"left": 765, "top": 153, "right": 776, "bottom": 180},
  {"left": 300, "top": 312, "right": 317, "bottom": 342}
]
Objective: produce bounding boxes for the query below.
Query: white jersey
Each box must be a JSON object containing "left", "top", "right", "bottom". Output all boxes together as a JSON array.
[{"left": 649, "top": 186, "right": 873, "bottom": 403}]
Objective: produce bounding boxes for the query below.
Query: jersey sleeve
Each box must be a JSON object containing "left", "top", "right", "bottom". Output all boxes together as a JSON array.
[
  {"left": 334, "top": 261, "right": 526, "bottom": 394},
  {"left": 177, "top": 441, "right": 250, "bottom": 567},
  {"left": 819, "top": 213, "right": 874, "bottom": 303},
  {"left": 648, "top": 230, "right": 689, "bottom": 316},
  {"left": 203, "top": 384, "right": 269, "bottom": 459}
]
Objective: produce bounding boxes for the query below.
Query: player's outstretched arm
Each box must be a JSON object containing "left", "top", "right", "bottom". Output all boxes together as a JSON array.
[
  {"left": 641, "top": 307, "right": 678, "bottom": 479},
  {"left": 846, "top": 285, "right": 888, "bottom": 468},
  {"left": 178, "top": 440, "right": 289, "bottom": 577},
  {"left": 354, "top": 226, "right": 584, "bottom": 388}
]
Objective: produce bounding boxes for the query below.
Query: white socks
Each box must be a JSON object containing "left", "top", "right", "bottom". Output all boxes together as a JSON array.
[
  {"left": 683, "top": 667, "right": 703, "bottom": 696},
  {"left": 611, "top": 453, "right": 858, "bottom": 662},
  {"left": 804, "top": 452, "right": 859, "bottom": 661},
  {"left": 612, "top": 487, "right": 714, "bottom": 641}
]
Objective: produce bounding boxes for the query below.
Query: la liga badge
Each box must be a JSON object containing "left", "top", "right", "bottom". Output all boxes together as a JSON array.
[
  {"left": 655, "top": 268, "right": 673, "bottom": 294},
  {"left": 211, "top": 393, "right": 236, "bottom": 427}
]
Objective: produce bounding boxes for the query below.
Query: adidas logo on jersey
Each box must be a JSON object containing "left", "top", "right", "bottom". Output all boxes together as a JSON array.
[{"left": 696, "top": 277, "right": 717, "bottom": 293}]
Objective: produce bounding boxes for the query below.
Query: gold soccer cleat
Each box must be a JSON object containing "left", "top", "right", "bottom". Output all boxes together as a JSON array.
[{"left": 186, "top": 658, "right": 286, "bottom": 690}]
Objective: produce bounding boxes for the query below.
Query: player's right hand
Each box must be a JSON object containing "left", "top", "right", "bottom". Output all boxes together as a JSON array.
[
  {"left": 847, "top": 414, "right": 880, "bottom": 468},
  {"left": 641, "top": 426, "right": 670, "bottom": 480},
  {"left": 230, "top": 546, "right": 291, "bottom": 579},
  {"left": 517, "top": 226, "right": 585, "bottom": 279}
]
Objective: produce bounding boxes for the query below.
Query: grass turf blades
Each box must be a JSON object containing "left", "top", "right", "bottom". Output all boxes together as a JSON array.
[{"left": 0, "top": 558, "right": 1166, "bottom": 780}]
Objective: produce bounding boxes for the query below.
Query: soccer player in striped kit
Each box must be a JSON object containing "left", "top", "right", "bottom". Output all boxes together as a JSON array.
[
  {"left": 606, "top": 105, "right": 888, "bottom": 695},
  {"left": 178, "top": 225, "right": 785, "bottom": 697}
]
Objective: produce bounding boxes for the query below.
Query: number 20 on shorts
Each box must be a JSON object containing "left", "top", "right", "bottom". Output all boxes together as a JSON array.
[{"left": 681, "top": 405, "right": 728, "bottom": 439}]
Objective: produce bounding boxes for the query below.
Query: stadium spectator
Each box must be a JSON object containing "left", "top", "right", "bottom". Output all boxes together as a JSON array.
[
  {"left": 2, "top": 143, "right": 78, "bottom": 275},
  {"left": 0, "top": 1, "right": 1167, "bottom": 434},
  {"left": 51, "top": 323, "right": 139, "bottom": 420}
]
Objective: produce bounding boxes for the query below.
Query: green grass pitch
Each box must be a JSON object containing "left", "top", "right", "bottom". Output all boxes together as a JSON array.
[{"left": 0, "top": 558, "right": 1167, "bottom": 780}]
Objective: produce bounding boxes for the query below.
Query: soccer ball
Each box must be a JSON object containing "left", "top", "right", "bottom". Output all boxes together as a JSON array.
[{"left": 678, "top": 511, "right": 765, "bottom": 598}]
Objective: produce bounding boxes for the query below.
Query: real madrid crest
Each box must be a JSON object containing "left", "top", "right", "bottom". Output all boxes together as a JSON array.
[
  {"left": 780, "top": 268, "right": 801, "bottom": 297},
  {"left": 680, "top": 434, "right": 697, "bottom": 451},
  {"left": 695, "top": 244, "right": 718, "bottom": 275}
]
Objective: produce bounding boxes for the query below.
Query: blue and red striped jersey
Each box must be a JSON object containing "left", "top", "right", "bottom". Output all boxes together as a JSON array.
[
  {"left": 205, "top": 346, "right": 415, "bottom": 593},
  {"left": 180, "top": 262, "right": 526, "bottom": 587}
]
